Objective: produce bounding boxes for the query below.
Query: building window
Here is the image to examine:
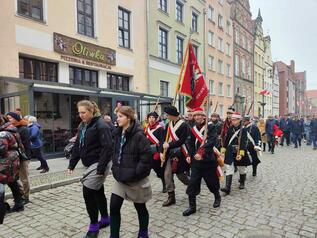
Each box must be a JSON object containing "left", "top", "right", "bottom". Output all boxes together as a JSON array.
[
  {"left": 19, "top": 57, "right": 57, "bottom": 82},
  {"left": 69, "top": 66, "right": 98, "bottom": 87},
  {"left": 235, "top": 54, "right": 239, "bottom": 76},
  {"left": 226, "top": 20, "right": 231, "bottom": 35},
  {"left": 208, "top": 55, "right": 214, "bottom": 70},
  {"left": 176, "top": 36, "right": 184, "bottom": 64},
  {"left": 175, "top": 0, "right": 183, "bottom": 22},
  {"left": 158, "top": 28, "right": 168, "bottom": 59},
  {"left": 107, "top": 73, "right": 130, "bottom": 91},
  {"left": 192, "top": 45, "right": 198, "bottom": 58},
  {"left": 158, "top": 0, "right": 168, "bottom": 12},
  {"left": 208, "top": 31, "right": 214, "bottom": 47},
  {"left": 118, "top": 7, "right": 130, "bottom": 48},
  {"left": 226, "top": 84, "right": 231, "bottom": 97},
  {"left": 218, "top": 0, "right": 224, "bottom": 5},
  {"left": 247, "top": 61, "right": 251, "bottom": 80},
  {"left": 209, "top": 80, "right": 214, "bottom": 95},
  {"left": 242, "top": 35, "right": 246, "bottom": 49},
  {"left": 226, "top": 64, "right": 231, "bottom": 77},
  {"left": 218, "top": 60, "right": 223, "bottom": 74},
  {"left": 77, "top": 0, "right": 94, "bottom": 38},
  {"left": 235, "top": 29, "right": 239, "bottom": 44},
  {"left": 218, "top": 82, "right": 223, "bottom": 96},
  {"left": 218, "top": 14, "right": 223, "bottom": 29},
  {"left": 208, "top": 5, "right": 214, "bottom": 21},
  {"left": 219, "top": 104, "right": 224, "bottom": 117},
  {"left": 160, "top": 81, "right": 169, "bottom": 97},
  {"left": 191, "top": 11, "right": 198, "bottom": 32},
  {"left": 218, "top": 37, "right": 223, "bottom": 52},
  {"left": 241, "top": 58, "right": 246, "bottom": 77},
  {"left": 17, "top": 0, "right": 43, "bottom": 21},
  {"left": 226, "top": 43, "right": 231, "bottom": 56}
]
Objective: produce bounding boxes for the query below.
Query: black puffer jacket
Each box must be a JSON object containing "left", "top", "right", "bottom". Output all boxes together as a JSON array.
[
  {"left": 112, "top": 121, "right": 152, "bottom": 183},
  {"left": 69, "top": 116, "right": 113, "bottom": 174}
]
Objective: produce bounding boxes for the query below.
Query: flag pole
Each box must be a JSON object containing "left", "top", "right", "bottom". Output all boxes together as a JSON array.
[
  {"left": 202, "top": 94, "right": 211, "bottom": 145},
  {"left": 161, "top": 34, "right": 192, "bottom": 167}
]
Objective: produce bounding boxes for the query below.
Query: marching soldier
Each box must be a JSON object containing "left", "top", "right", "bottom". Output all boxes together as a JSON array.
[
  {"left": 183, "top": 108, "right": 221, "bottom": 216},
  {"left": 243, "top": 115, "right": 262, "bottom": 176},
  {"left": 220, "top": 107, "right": 235, "bottom": 148},
  {"left": 144, "top": 111, "right": 166, "bottom": 192},
  {"left": 160, "top": 106, "right": 190, "bottom": 207},
  {"left": 209, "top": 112, "right": 223, "bottom": 148},
  {"left": 221, "top": 112, "right": 251, "bottom": 195}
]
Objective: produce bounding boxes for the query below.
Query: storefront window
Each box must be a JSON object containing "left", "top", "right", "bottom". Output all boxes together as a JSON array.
[
  {"left": 107, "top": 73, "right": 130, "bottom": 91},
  {"left": 34, "top": 92, "right": 71, "bottom": 153}
]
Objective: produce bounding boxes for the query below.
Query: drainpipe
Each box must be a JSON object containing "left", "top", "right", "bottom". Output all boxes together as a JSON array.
[{"left": 146, "top": 0, "right": 150, "bottom": 95}]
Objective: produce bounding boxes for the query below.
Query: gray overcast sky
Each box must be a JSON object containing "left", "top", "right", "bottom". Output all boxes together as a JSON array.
[{"left": 250, "top": 0, "right": 317, "bottom": 90}]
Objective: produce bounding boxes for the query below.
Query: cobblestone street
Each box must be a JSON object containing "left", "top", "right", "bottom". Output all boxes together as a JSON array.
[{"left": 1, "top": 146, "right": 317, "bottom": 238}]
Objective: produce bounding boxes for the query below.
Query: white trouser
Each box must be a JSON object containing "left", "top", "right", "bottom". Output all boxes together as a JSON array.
[{"left": 225, "top": 163, "right": 247, "bottom": 176}]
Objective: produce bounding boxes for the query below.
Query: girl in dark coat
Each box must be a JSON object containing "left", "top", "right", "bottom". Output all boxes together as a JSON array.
[
  {"left": 110, "top": 106, "right": 152, "bottom": 238},
  {"left": 68, "top": 100, "right": 113, "bottom": 238}
]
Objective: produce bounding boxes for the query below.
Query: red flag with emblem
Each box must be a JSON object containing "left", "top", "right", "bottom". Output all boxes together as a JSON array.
[{"left": 178, "top": 43, "right": 208, "bottom": 110}]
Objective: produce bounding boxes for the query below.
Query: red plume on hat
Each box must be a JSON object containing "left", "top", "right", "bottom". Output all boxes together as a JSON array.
[
  {"left": 231, "top": 112, "right": 242, "bottom": 119},
  {"left": 192, "top": 107, "right": 206, "bottom": 116}
]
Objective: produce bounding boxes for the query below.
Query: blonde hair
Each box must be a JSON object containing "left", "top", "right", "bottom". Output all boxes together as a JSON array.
[
  {"left": 77, "top": 100, "right": 100, "bottom": 115},
  {"left": 117, "top": 106, "right": 135, "bottom": 122}
]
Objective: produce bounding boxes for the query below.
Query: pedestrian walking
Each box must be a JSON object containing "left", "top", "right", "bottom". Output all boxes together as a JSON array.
[
  {"left": 68, "top": 100, "right": 113, "bottom": 238},
  {"left": 310, "top": 115, "right": 317, "bottom": 150},
  {"left": 290, "top": 115, "right": 304, "bottom": 148},
  {"left": 144, "top": 111, "right": 166, "bottom": 193},
  {"left": 183, "top": 108, "right": 221, "bottom": 217},
  {"left": 0, "top": 115, "right": 24, "bottom": 222},
  {"left": 304, "top": 116, "right": 312, "bottom": 146},
  {"left": 110, "top": 106, "right": 152, "bottom": 238},
  {"left": 258, "top": 118, "right": 267, "bottom": 152},
  {"left": 279, "top": 115, "right": 291, "bottom": 146},
  {"left": 221, "top": 112, "right": 251, "bottom": 195},
  {"left": 265, "top": 115, "right": 276, "bottom": 154},
  {"left": 159, "top": 106, "right": 190, "bottom": 207},
  {"left": 6, "top": 112, "right": 31, "bottom": 205},
  {"left": 27, "top": 116, "right": 49, "bottom": 173}
]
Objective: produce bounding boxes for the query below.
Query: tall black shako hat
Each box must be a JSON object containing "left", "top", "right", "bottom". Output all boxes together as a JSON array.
[
  {"left": 147, "top": 111, "right": 159, "bottom": 119},
  {"left": 164, "top": 106, "right": 179, "bottom": 116}
]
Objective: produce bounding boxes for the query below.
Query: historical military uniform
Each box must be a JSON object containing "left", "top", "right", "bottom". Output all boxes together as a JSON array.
[
  {"left": 160, "top": 106, "right": 190, "bottom": 207},
  {"left": 243, "top": 116, "right": 262, "bottom": 176},
  {"left": 221, "top": 112, "right": 251, "bottom": 195},
  {"left": 144, "top": 112, "right": 166, "bottom": 192},
  {"left": 183, "top": 108, "right": 221, "bottom": 216}
]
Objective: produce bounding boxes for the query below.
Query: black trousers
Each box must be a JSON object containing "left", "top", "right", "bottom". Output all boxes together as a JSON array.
[
  {"left": 186, "top": 165, "right": 220, "bottom": 197},
  {"left": 83, "top": 185, "right": 108, "bottom": 224},
  {"left": 110, "top": 193, "right": 149, "bottom": 238},
  {"left": 31, "top": 148, "right": 49, "bottom": 169}
]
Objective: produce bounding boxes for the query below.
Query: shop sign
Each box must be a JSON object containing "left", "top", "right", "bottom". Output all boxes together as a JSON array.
[{"left": 53, "top": 33, "right": 116, "bottom": 68}]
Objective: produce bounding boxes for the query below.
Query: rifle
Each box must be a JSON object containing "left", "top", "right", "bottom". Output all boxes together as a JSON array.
[
  {"left": 213, "top": 101, "right": 219, "bottom": 113},
  {"left": 153, "top": 96, "right": 160, "bottom": 112},
  {"left": 246, "top": 100, "right": 254, "bottom": 115}
]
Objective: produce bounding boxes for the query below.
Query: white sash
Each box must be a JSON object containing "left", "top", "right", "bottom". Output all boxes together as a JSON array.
[
  {"left": 168, "top": 120, "right": 189, "bottom": 156},
  {"left": 192, "top": 125, "right": 205, "bottom": 145},
  {"left": 145, "top": 124, "right": 162, "bottom": 146},
  {"left": 228, "top": 129, "right": 241, "bottom": 146}
]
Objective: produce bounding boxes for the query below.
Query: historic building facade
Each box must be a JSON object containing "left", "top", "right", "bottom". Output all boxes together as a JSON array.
[
  {"left": 0, "top": 0, "right": 167, "bottom": 155},
  {"left": 147, "top": 0, "right": 205, "bottom": 114},
  {"left": 272, "top": 64, "right": 280, "bottom": 116},
  {"left": 229, "top": 0, "right": 254, "bottom": 114},
  {"left": 206, "top": 0, "right": 234, "bottom": 118},
  {"left": 263, "top": 35, "right": 273, "bottom": 117}
]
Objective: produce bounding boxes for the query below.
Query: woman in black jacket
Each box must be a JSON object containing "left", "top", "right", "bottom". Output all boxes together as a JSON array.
[
  {"left": 110, "top": 106, "right": 152, "bottom": 238},
  {"left": 68, "top": 100, "right": 113, "bottom": 238}
]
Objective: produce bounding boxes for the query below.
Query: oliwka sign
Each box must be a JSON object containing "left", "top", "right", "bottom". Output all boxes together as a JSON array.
[{"left": 53, "top": 33, "right": 116, "bottom": 69}]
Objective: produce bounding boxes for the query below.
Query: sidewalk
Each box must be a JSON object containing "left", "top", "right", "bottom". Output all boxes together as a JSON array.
[{"left": 5, "top": 157, "right": 85, "bottom": 199}]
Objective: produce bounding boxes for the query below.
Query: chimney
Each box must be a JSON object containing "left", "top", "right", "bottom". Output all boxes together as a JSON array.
[{"left": 290, "top": 60, "right": 295, "bottom": 73}]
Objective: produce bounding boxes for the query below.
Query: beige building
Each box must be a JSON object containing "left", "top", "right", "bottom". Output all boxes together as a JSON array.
[
  {"left": 0, "top": 0, "right": 164, "bottom": 155},
  {"left": 206, "top": 0, "right": 234, "bottom": 118}
]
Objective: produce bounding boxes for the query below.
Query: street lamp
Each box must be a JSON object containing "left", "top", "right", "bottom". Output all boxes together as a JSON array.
[{"left": 258, "top": 100, "right": 266, "bottom": 118}]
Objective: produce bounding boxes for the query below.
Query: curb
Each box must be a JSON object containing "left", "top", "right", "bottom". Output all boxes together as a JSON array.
[{"left": 5, "top": 176, "right": 81, "bottom": 200}]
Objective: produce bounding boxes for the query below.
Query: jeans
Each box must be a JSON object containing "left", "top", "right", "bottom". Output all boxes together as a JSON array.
[
  {"left": 292, "top": 133, "right": 302, "bottom": 147},
  {"left": 31, "top": 148, "right": 49, "bottom": 169},
  {"left": 281, "top": 131, "right": 290, "bottom": 145},
  {"left": 312, "top": 134, "right": 317, "bottom": 149}
]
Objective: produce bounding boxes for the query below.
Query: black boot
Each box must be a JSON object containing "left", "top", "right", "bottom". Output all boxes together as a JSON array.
[
  {"left": 271, "top": 145, "right": 275, "bottom": 154},
  {"left": 220, "top": 175, "right": 232, "bottom": 195},
  {"left": 252, "top": 164, "right": 257, "bottom": 177},
  {"left": 0, "top": 184, "right": 5, "bottom": 224},
  {"left": 263, "top": 143, "right": 266, "bottom": 152},
  {"left": 161, "top": 178, "right": 167, "bottom": 193},
  {"left": 7, "top": 182, "right": 24, "bottom": 213},
  {"left": 162, "top": 191, "right": 176, "bottom": 207},
  {"left": 213, "top": 191, "right": 221, "bottom": 208},
  {"left": 239, "top": 174, "right": 246, "bottom": 189},
  {"left": 183, "top": 196, "right": 196, "bottom": 216}
]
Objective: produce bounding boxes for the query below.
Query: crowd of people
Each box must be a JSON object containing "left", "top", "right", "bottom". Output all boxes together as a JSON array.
[
  {"left": 0, "top": 101, "right": 316, "bottom": 238},
  {"left": 0, "top": 110, "right": 50, "bottom": 224}
]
